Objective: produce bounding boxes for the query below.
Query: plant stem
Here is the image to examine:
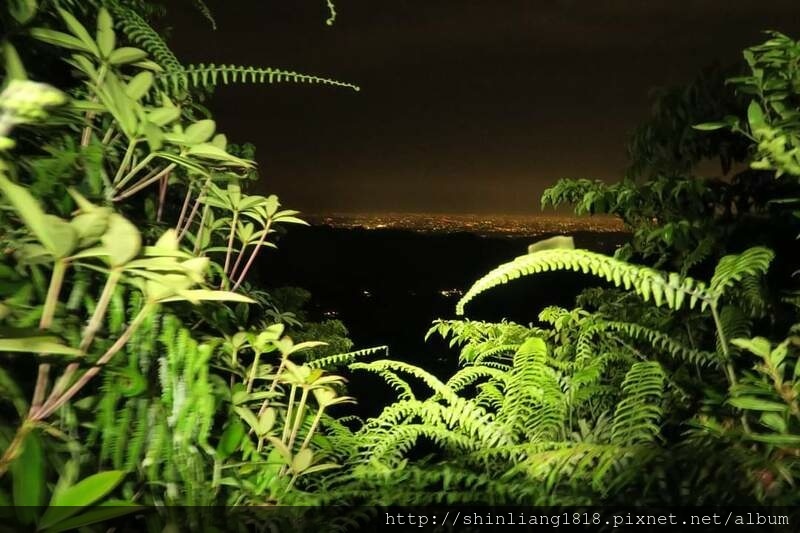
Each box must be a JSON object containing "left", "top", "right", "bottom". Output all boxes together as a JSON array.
[
  {"left": 114, "top": 163, "right": 175, "bottom": 201},
  {"left": 177, "top": 177, "right": 210, "bottom": 241},
  {"left": 246, "top": 351, "right": 261, "bottom": 394},
  {"left": 281, "top": 384, "right": 297, "bottom": 444},
  {"left": 112, "top": 139, "right": 138, "bottom": 186},
  {"left": 222, "top": 210, "right": 239, "bottom": 280},
  {"left": 300, "top": 407, "right": 325, "bottom": 450},
  {"left": 38, "top": 270, "right": 121, "bottom": 416},
  {"left": 157, "top": 174, "right": 169, "bottom": 222},
  {"left": 232, "top": 220, "right": 272, "bottom": 291},
  {"left": 710, "top": 302, "right": 752, "bottom": 434},
  {"left": 175, "top": 183, "right": 194, "bottom": 232},
  {"left": 34, "top": 302, "right": 156, "bottom": 420},
  {"left": 287, "top": 388, "right": 309, "bottom": 451},
  {"left": 40, "top": 260, "right": 67, "bottom": 330},
  {"left": 80, "top": 65, "right": 107, "bottom": 146},
  {"left": 30, "top": 260, "right": 68, "bottom": 412},
  {"left": 710, "top": 303, "right": 737, "bottom": 386},
  {"left": 192, "top": 201, "right": 211, "bottom": 255},
  {"left": 258, "top": 354, "right": 288, "bottom": 417}
]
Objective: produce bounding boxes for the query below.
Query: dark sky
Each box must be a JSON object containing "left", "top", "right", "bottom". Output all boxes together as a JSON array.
[{"left": 166, "top": 1, "right": 800, "bottom": 215}]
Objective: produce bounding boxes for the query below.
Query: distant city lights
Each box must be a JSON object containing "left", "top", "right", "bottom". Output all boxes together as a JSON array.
[{"left": 303, "top": 213, "right": 625, "bottom": 238}]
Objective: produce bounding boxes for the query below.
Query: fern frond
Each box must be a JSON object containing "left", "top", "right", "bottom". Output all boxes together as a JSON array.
[
  {"left": 457, "top": 249, "right": 714, "bottom": 316},
  {"left": 709, "top": 247, "right": 774, "bottom": 297},
  {"left": 158, "top": 64, "right": 360, "bottom": 95},
  {"left": 443, "top": 366, "right": 506, "bottom": 394},
  {"left": 501, "top": 338, "right": 567, "bottom": 441},
  {"left": 351, "top": 362, "right": 415, "bottom": 401},
  {"left": 307, "top": 345, "right": 387, "bottom": 369},
  {"left": 191, "top": 0, "right": 217, "bottom": 29},
  {"left": 717, "top": 305, "right": 751, "bottom": 357},
  {"left": 610, "top": 362, "right": 665, "bottom": 445},
  {"left": 602, "top": 320, "right": 719, "bottom": 366},
  {"left": 110, "top": 4, "right": 182, "bottom": 72}
]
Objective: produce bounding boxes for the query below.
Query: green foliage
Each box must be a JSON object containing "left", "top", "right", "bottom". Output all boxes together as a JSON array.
[{"left": 0, "top": 0, "right": 367, "bottom": 527}]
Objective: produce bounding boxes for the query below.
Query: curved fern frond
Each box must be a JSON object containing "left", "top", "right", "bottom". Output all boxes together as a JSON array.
[
  {"left": 443, "top": 366, "right": 507, "bottom": 395},
  {"left": 191, "top": 0, "right": 217, "bottom": 29},
  {"left": 111, "top": 4, "right": 182, "bottom": 72},
  {"left": 602, "top": 320, "right": 719, "bottom": 366},
  {"left": 350, "top": 362, "right": 415, "bottom": 401},
  {"left": 307, "top": 345, "right": 388, "bottom": 369},
  {"left": 709, "top": 247, "right": 774, "bottom": 297},
  {"left": 157, "top": 64, "right": 360, "bottom": 95},
  {"left": 610, "top": 362, "right": 665, "bottom": 445},
  {"left": 457, "top": 248, "right": 714, "bottom": 316},
  {"left": 324, "top": 0, "right": 337, "bottom": 26}
]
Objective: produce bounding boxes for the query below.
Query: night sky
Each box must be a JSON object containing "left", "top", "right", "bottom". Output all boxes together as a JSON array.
[{"left": 166, "top": 1, "right": 800, "bottom": 215}]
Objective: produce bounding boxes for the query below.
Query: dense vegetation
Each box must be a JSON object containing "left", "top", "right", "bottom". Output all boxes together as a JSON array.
[{"left": 1, "top": 1, "right": 800, "bottom": 531}]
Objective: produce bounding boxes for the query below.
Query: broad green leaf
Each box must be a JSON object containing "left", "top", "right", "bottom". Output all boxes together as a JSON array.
[
  {"left": 160, "top": 290, "right": 255, "bottom": 304},
  {"left": 45, "top": 215, "right": 78, "bottom": 258},
  {"left": 274, "top": 215, "right": 307, "bottom": 225},
  {"left": 184, "top": 119, "right": 216, "bottom": 144},
  {"left": 131, "top": 59, "right": 163, "bottom": 72},
  {"left": 29, "top": 28, "right": 92, "bottom": 53},
  {"left": 153, "top": 229, "right": 179, "bottom": 251},
  {"left": 227, "top": 183, "right": 242, "bottom": 206},
  {"left": 748, "top": 433, "right": 800, "bottom": 446},
  {"left": 95, "top": 8, "right": 115, "bottom": 58},
  {"left": 66, "top": 54, "right": 99, "bottom": 80},
  {"left": 143, "top": 123, "right": 164, "bottom": 151},
  {"left": 2, "top": 42, "right": 27, "bottom": 81},
  {"left": 102, "top": 214, "right": 141, "bottom": 266},
  {"left": 188, "top": 143, "right": 253, "bottom": 167},
  {"left": 748, "top": 100, "right": 765, "bottom": 130},
  {"left": 67, "top": 188, "right": 100, "bottom": 213},
  {"left": 43, "top": 501, "right": 141, "bottom": 533},
  {"left": 57, "top": 8, "right": 100, "bottom": 56},
  {"left": 691, "top": 122, "right": 729, "bottom": 131},
  {"left": 258, "top": 408, "right": 276, "bottom": 435},
  {"left": 0, "top": 175, "right": 60, "bottom": 255},
  {"left": 729, "top": 396, "right": 787, "bottom": 412},
  {"left": 147, "top": 106, "right": 180, "bottom": 127},
  {"left": 266, "top": 436, "right": 292, "bottom": 466},
  {"left": 760, "top": 412, "right": 787, "bottom": 433},
  {"left": 108, "top": 47, "right": 147, "bottom": 65},
  {"left": 8, "top": 0, "right": 37, "bottom": 24},
  {"left": 731, "top": 337, "right": 772, "bottom": 359},
  {"left": 103, "top": 74, "right": 138, "bottom": 136},
  {"left": 154, "top": 151, "right": 210, "bottom": 176},
  {"left": 211, "top": 133, "right": 227, "bottom": 149},
  {"left": 234, "top": 406, "right": 260, "bottom": 433},
  {"left": 217, "top": 419, "right": 245, "bottom": 459},
  {"left": 0, "top": 335, "right": 82, "bottom": 356},
  {"left": 291, "top": 448, "right": 314, "bottom": 473},
  {"left": 40, "top": 471, "right": 126, "bottom": 529},
  {"left": 125, "top": 72, "right": 153, "bottom": 101},
  {"left": 11, "top": 430, "right": 44, "bottom": 525},
  {"left": 264, "top": 195, "right": 279, "bottom": 217}
]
